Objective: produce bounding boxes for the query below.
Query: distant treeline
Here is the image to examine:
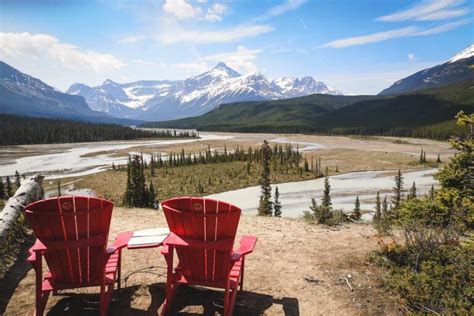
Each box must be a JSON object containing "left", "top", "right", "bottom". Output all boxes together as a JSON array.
[
  {"left": 0, "top": 114, "right": 198, "bottom": 146},
  {"left": 144, "top": 80, "right": 474, "bottom": 141},
  {"left": 194, "top": 119, "right": 470, "bottom": 141}
]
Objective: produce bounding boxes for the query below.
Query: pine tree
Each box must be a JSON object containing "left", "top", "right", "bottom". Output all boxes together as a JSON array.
[
  {"left": 0, "top": 177, "right": 5, "bottom": 200},
  {"left": 304, "top": 157, "right": 309, "bottom": 172},
  {"left": 352, "top": 196, "right": 361, "bottom": 220},
  {"left": 150, "top": 154, "right": 155, "bottom": 176},
  {"left": 392, "top": 169, "right": 404, "bottom": 211},
  {"left": 57, "top": 181, "right": 61, "bottom": 197},
  {"left": 423, "top": 151, "right": 427, "bottom": 163},
  {"left": 258, "top": 140, "right": 273, "bottom": 216},
  {"left": 419, "top": 149, "right": 424, "bottom": 163},
  {"left": 408, "top": 181, "right": 417, "bottom": 199},
  {"left": 5, "top": 176, "right": 13, "bottom": 198},
  {"left": 382, "top": 195, "right": 388, "bottom": 213},
  {"left": 429, "top": 185, "right": 435, "bottom": 199},
  {"left": 273, "top": 186, "right": 282, "bottom": 217},
  {"left": 321, "top": 174, "right": 332, "bottom": 208},
  {"left": 436, "top": 153, "right": 441, "bottom": 163},
  {"left": 112, "top": 162, "right": 116, "bottom": 170},
  {"left": 14, "top": 171, "right": 21, "bottom": 189},
  {"left": 373, "top": 191, "right": 381, "bottom": 223},
  {"left": 148, "top": 182, "right": 156, "bottom": 208}
]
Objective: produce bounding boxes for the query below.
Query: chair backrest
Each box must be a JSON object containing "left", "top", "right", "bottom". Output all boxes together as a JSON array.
[
  {"left": 24, "top": 196, "right": 113, "bottom": 286},
  {"left": 161, "top": 197, "right": 241, "bottom": 286}
]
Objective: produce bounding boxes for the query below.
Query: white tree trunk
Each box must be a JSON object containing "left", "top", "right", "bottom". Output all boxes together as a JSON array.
[{"left": 0, "top": 174, "right": 44, "bottom": 243}]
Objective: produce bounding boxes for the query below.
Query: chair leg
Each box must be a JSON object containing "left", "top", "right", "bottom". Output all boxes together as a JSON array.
[
  {"left": 32, "top": 255, "right": 49, "bottom": 316},
  {"left": 100, "top": 283, "right": 114, "bottom": 316},
  {"left": 34, "top": 290, "right": 50, "bottom": 316},
  {"left": 161, "top": 246, "right": 176, "bottom": 316},
  {"left": 239, "top": 258, "right": 245, "bottom": 292},
  {"left": 223, "top": 287, "right": 238, "bottom": 316}
]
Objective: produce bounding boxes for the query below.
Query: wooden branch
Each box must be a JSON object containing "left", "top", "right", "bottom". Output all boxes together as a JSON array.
[{"left": 0, "top": 174, "right": 44, "bottom": 243}]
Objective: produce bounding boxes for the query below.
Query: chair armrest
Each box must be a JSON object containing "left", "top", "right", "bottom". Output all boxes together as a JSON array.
[
  {"left": 231, "top": 235, "right": 257, "bottom": 261},
  {"left": 164, "top": 232, "right": 234, "bottom": 251},
  {"left": 28, "top": 239, "right": 46, "bottom": 263},
  {"left": 106, "top": 231, "right": 133, "bottom": 254}
]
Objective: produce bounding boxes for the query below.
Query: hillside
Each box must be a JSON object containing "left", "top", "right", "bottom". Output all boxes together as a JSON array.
[
  {"left": 142, "top": 80, "right": 474, "bottom": 140},
  {"left": 0, "top": 61, "right": 140, "bottom": 125},
  {"left": 141, "top": 94, "right": 375, "bottom": 130},
  {"left": 379, "top": 46, "right": 474, "bottom": 95}
]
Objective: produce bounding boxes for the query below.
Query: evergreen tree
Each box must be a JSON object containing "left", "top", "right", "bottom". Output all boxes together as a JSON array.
[
  {"left": 148, "top": 182, "right": 156, "bottom": 208},
  {"left": 5, "top": 176, "right": 13, "bottom": 198},
  {"left": 304, "top": 157, "right": 309, "bottom": 172},
  {"left": 373, "top": 191, "right": 381, "bottom": 223},
  {"left": 57, "top": 181, "right": 61, "bottom": 197},
  {"left": 258, "top": 140, "right": 273, "bottom": 216},
  {"left": 273, "top": 186, "right": 282, "bottom": 217},
  {"left": 419, "top": 149, "right": 424, "bottom": 163},
  {"left": 14, "top": 171, "right": 21, "bottom": 189},
  {"left": 123, "top": 154, "right": 149, "bottom": 208},
  {"left": 436, "top": 153, "right": 441, "bottom": 163},
  {"left": 150, "top": 154, "right": 155, "bottom": 176},
  {"left": 112, "top": 162, "right": 116, "bottom": 170},
  {"left": 352, "top": 196, "right": 361, "bottom": 220},
  {"left": 382, "top": 195, "right": 388, "bottom": 213},
  {"left": 408, "top": 181, "right": 417, "bottom": 199},
  {"left": 429, "top": 185, "right": 435, "bottom": 199},
  {"left": 0, "top": 177, "right": 5, "bottom": 200},
  {"left": 392, "top": 169, "right": 404, "bottom": 211},
  {"left": 321, "top": 174, "right": 332, "bottom": 208}
]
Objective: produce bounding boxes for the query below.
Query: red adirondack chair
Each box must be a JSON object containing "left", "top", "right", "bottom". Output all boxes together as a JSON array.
[
  {"left": 23, "top": 196, "right": 132, "bottom": 316},
  {"left": 160, "top": 197, "right": 257, "bottom": 316}
]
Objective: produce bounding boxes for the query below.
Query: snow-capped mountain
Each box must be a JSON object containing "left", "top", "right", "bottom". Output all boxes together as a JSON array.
[
  {"left": 67, "top": 62, "right": 342, "bottom": 121},
  {"left": 448, "top": 44, "right": 474, "bottom": 63},
  {"left": 0, "top": 61, "right": 128, "bottom": 123},
  {"left": 379, "top": 44, "right": 474, "bottom": 95}
]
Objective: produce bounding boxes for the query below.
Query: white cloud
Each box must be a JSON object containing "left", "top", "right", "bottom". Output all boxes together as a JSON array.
[
  {"left": 158, "top": 24, "right": 273, "bottom": 44},
  {"left": 270, "top": 47, "right": 309, "bottom": 55},
  {"left": 320, "top": 27, "right": 418, "bottom": 48},
  {"left": 417, "top": 7, "right": 470, "bottom": 20},
  {"left": 257, "top": 0, "right": 308, "bottom": 22},
  {"left": 132, "top": 59, "right": 156, "bottom": 65},
  {"left": 172, "top": 62, "right": 209, "bottom": 74},
  {"left": 408, "top": 53, "right": 416, "bottom": 62},
  {"left": 117, "top": 35, "right": 146, "bottom": 44},
  {"left": 204, "top": 3, "right": 226, "bottom": 22},
  {"left": 201, "top": 46, "right": 262, "bottom": 73},
  {"left": 171, "top": 46, "right": 262, "bottom": 75},
  {"left": 320, "top": 19, "right": 470, "bottom": 48},
  {"left": 0, "top": 32, "right": 124, "bottom": 73},
  {"left": 162, "top": 0, "right": 201, "bottom": 20},
  {"left": 412, "top": 18, "right": 470, "bottom": 35},
  {"left": 377, "top": 0, "right": 468, "bottom": 22}
]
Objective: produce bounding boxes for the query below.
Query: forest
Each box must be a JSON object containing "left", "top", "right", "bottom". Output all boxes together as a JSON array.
[{"left": 0, "top": 114, "right": 197, "bottom": 146}]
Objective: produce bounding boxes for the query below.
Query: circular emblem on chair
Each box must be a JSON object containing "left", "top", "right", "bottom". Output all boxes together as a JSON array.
[
  {"left": 192, "top": 203, "right": 203, "bottom": 211},
  {"left": 62, "top": 202, "right": 72, "bottom": 210}
]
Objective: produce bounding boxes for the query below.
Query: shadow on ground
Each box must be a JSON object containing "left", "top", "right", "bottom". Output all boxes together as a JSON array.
[{"left": 46, "top": 283, "right": 299, "bottom": 315}]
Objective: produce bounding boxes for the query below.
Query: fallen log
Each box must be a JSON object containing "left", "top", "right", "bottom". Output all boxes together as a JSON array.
[{"left": 0, "top": 174, "right": 44, "bottom": 244}]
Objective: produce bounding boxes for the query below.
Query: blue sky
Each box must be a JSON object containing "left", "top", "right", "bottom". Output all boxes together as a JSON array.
[{"left": 0, "top": 0, "right": 472, "bottom": 94}]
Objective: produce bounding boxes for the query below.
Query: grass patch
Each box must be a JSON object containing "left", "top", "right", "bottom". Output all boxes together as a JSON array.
[{"left": 77, "top": 161, "right": 318, "bottom": 206}]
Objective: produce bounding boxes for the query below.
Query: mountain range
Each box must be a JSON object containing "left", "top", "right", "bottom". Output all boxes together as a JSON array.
[
  {"left": 380, "top": 45, "right": 474, "bottom": 95},
  {"left": 66, "top": 62, "right": 341, "bottom": 121},
  {"left": 0, "top": 45, "right": 472, "bottom": 128},
  {"left": 0, "top": 61, "right": 138, "bottom": 124},
  {"left": 144, "top": 45, "right": 474, "bottom": 140}
]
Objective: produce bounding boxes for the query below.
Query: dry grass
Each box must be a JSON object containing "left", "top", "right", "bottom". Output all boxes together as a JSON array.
[
  {"left": 3, "top": 208, "right": 403, "bottom": 315},
  {"left": 76, "top": 161, "right": 317, "bottom": 206}
]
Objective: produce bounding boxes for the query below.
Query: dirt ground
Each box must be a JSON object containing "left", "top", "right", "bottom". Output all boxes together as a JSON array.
[{"left": 2, "top": 207, "right": 403, "bottom": 315}]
